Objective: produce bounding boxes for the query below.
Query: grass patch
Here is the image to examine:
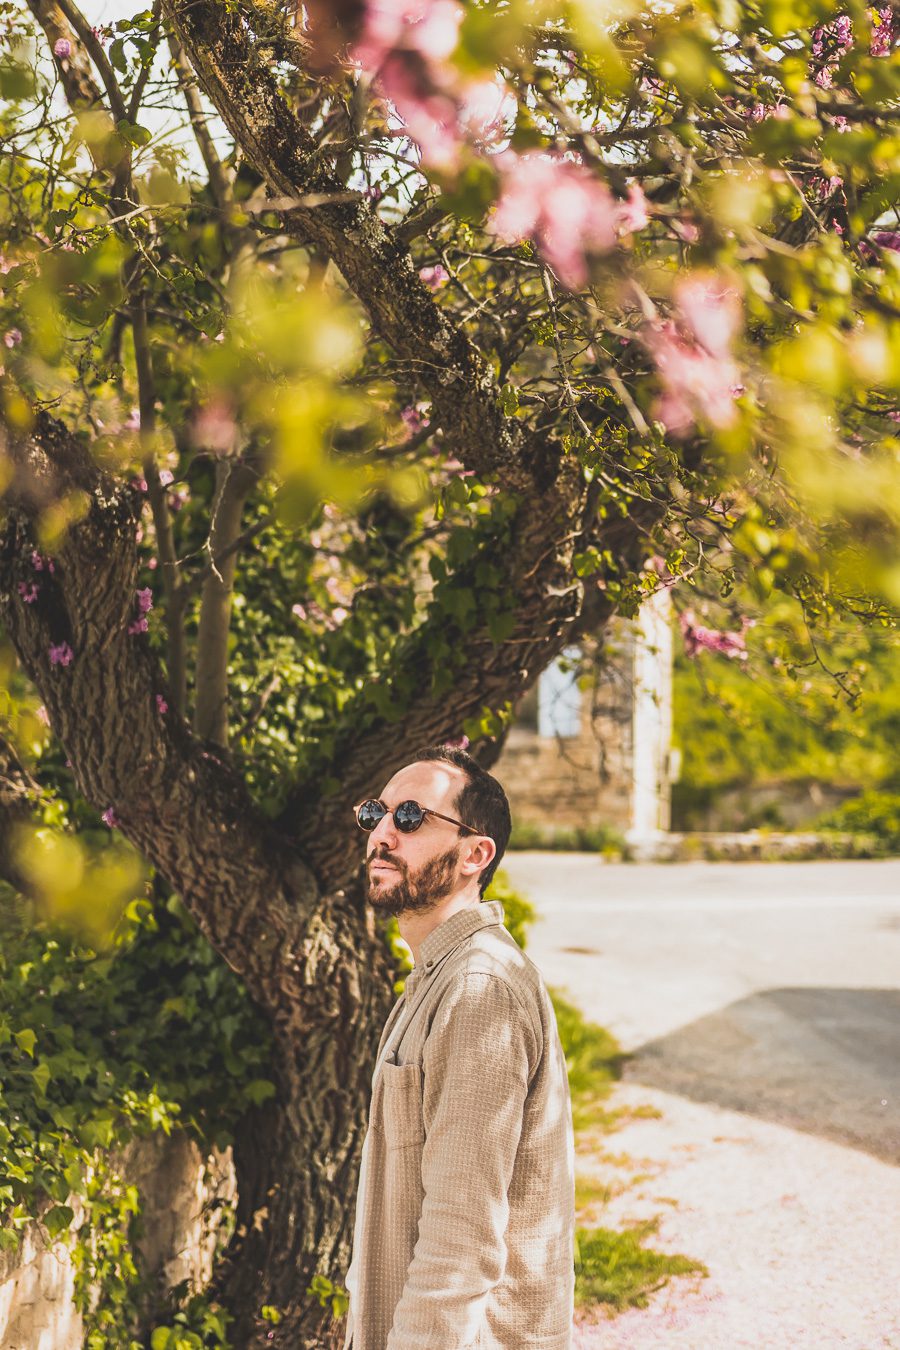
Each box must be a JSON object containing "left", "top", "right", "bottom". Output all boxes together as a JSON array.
[
  {"left": 575, "top": 1223, "right": 706, "bottom": 1311},
  {"left": 552, "top": 990, "right": 623, "bottom": 1131},
  {"left": 504, "top": 880, "right": 704, "bottom": 1318}
]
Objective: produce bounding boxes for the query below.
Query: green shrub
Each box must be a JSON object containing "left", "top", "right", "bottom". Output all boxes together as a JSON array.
[
  {"left": 508, "top": 822, "right": 628, "bottom": 856},
  {"left": 486, "top": 869, "right": 536, "bottom": 948},
  {"left": 815, "top": 790, "right": 900, "bottom": 854}
]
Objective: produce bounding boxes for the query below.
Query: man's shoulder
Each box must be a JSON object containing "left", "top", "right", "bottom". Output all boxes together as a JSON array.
[{"left": 450, "top": 922, "right": 548, "bottom": 1005}]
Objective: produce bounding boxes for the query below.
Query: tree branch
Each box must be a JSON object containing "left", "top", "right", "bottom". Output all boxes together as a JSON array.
[
  {"left": 131, "top": 295, "right": 189, "bottom": 718},
  {"left": 193, "top": 455, "right": 259, "bottom": 746},
  {"left": 0, "top": 412, "right": 319, "bottom": 1011}
]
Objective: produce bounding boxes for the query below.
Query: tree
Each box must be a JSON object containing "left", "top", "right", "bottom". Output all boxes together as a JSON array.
[{"left": 0, "top": 0, "right": 897, "bottom": 1343}]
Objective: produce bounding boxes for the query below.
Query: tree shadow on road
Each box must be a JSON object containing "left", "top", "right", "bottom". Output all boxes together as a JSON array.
[{"left": 624, "top": 987, "right": 900, "bottom": 1164}]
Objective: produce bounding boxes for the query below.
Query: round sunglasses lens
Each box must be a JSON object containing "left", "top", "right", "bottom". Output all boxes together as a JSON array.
[
  {"left": 394, "top": 800, "right": 425, "bottom": 833},
  {"left": 357, "top": 800, "right": 385, "bottom": 831}
]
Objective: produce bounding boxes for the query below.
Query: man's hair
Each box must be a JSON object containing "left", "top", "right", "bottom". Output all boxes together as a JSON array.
[{"left": 415, "top": 746, "right": 511, "bottom": 896}]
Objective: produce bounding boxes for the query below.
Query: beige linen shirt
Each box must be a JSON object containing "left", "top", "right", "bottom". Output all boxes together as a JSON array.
[{"left": 344, "top": 900, "right": 575, "bottom": 1350}]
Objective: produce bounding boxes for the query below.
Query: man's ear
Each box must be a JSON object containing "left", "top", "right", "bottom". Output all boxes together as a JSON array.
[{"left": 460, "top": 836, "right": 496, "bottom": 879}]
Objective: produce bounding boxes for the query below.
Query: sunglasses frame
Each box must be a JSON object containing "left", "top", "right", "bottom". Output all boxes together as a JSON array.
[{"left": 354, "top": 798, "right": 480, "bottom": 836}]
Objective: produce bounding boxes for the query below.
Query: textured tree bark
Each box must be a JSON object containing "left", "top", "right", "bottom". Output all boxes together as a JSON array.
[{"left": 217, "top": 877, "right": 395, "bottom": 1348}]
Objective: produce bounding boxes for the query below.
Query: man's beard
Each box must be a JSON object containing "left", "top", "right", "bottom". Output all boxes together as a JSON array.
[{"left": 366, "top": 844, "right": 460, "bottom": 917}]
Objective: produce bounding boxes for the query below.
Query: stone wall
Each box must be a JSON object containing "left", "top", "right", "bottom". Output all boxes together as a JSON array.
[
  {"left": 494, "top": 598, "right": 674, "bottom": 839},
  {"left": 0, "top": 1132, "right": 234, "bottom": 1350}
]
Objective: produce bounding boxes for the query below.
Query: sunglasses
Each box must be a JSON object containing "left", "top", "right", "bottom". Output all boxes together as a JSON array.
[{"left": 354, "top": 798, "right": 479, "bottom": 836}]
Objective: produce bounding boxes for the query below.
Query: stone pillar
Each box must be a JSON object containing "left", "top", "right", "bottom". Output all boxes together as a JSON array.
[{"left": 628, "top": 588, "right": 674, "bottom": 851}]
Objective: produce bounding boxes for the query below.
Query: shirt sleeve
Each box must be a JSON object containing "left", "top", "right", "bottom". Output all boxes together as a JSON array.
[{"left": 386, "top": 971, "right": 539, "bottom": 1349}]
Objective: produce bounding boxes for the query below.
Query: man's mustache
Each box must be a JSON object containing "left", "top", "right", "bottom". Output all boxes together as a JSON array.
[{"left": 367, "top": 848, "right": 407, "bottom": 876}]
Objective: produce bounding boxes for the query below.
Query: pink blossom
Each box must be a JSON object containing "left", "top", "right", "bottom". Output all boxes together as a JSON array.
[
  {"left": 167, "top": 486, "right": 190, "bottom": 512},
  {"left": 646, "top": 322, "right": 741, "bottom": 434},
  {"left": 292, "top": 603, "right": 308, "bottom": 621},
  {"left": 4, "top": 328, "right": 22, "bottom": 347},
  {"left": 871, "top": 7, "right": 893, "bottom": 55},
  {"left": 331, "top": 605, "right": 350, "bottom": 624},
  {"left": 679, "top": 609, "right": 749, "bottom": 660},
  {"left": 130, "top": 476, "right": 148, "bottom": 493},
  {"left": 101, "top": 807, "right": 120, "bottom": 828},
  {"left": 156, "top": 693, "right": 168, "bottom": 714},
  {"left": 401, "top": 403, "right": 430, "bottom": 436},
  {"left": 491, "top": 153, "right": 618, "bottom": 289},
  {"left": 871, "top": 230, "right": 900, "bottom": 252},
  {"left": 36, "top": 704, "right": 50, "bottom": 726},
  {"left": 355, "top": 0, "right": 463, "bottom": 71},
  {"left": 616, "top": 183, "right": 650, "bottom": 235},
  {"left": 443, "top": 734, "right": 470, "bottom": 749},
  {"left": 674, "top": 274, "right": 743, "bottom": 357},
  {"left": 128, "top": 616, "right": 149, "bottom": 635},
  {"left": 192, "top": 399, "right": 236, "bottom": 453},
  {"left": 379, "top": 57, "right": 463, "bottom": 169},
  {"left": 31, "top": 549, "right": 54, "bottom": 573},
  {"left": 419, "top": 263, "right": 449, "bottom": 289},
  {"left": 124, "top": 407, "right": 141, "bottom": 431},
  {"left": 53, "top": 37, "right": 71, "bottom": 58},
  {"left": 459, "top": 77, "right": 514, "bottom": 145},
  {"left": 135, "top": 587, "right": 153, "bottom": 614},
  {"left": 147, "top": 556, "right": 158, "bottom": 570},
  {"left": 158, "top": 468, "right": 174, "bottom": 486},
  {"left": 49, "top": 641, "right": 73, "bottom": 667},
  {"left": 18, "top": 581, "right": 39, "bottom": 603}
]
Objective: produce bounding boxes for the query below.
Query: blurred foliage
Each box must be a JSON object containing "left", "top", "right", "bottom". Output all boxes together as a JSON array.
[
  {"left": 673, "top": 591, "right": 900, "bottom": 799},
  {"left": 508, "top": 821, "right": 629, "bottom": 854},
  {"left": 815, "top": 787, "right": 900, "bottom": 849}
]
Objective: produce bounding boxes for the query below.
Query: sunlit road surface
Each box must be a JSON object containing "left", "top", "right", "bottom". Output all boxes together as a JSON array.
[{"left": 502, "top": 855, "right": 900, "bottom": 1350}]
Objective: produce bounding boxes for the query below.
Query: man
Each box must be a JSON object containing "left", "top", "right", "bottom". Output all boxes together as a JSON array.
[{"left": 344, "top": 745, "right": 575, "bottom": 1350}]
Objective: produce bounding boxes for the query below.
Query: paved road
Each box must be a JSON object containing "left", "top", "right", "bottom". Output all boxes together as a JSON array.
[
  {"left": 502, "top": 855, "right": 900, "bottom": 1161},
  {"left": 501, "top": 855, "right": 900, "bottom": 1349}
]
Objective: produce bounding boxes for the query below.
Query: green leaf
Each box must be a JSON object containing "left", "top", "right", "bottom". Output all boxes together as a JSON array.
[
  {"left": 244, "top": 1079, "right": 276, "bottom": 1107},
  {"left": 116, "top": 119, "right": 152, "bottom": 148},
  {"left": 43, "top": 1204, "right": 75, "bottom": 1239},
  {"left": 15, "top": 1029, "right": 36, "bottom": 1057},
  {"left": 109, "top": 39, "right": 128, "bottom": 73},
  {"left": 31, "top": 1063, "right": 51, "bottom": 1096}
]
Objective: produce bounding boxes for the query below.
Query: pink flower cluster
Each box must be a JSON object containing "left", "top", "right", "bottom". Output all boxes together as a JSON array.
[
  {"left": 49, "top": 641, "right": 73, "bottom": 667},
  {"left": 53, "top": 37, "right": 71, "bottom": 59},
  {"left": 491, "top": 155, "right": 649, "bottom": 288},
  {"left": 645, "top": 273, "right": 743, "bottom": 435},
  {"left": 401, "top": 402, "right": 431, "bottom": 436},
  {"left": 679, "top": 609, "right": 750, "bottom": 661},
  {"left": 102, "top": 807, "right": 120, "bottom": 828},
  {"left": 128, "top": 586, "right": 153, "bottom": 635},
  {"left": 18, "top": 581, "right": 38, "bottom": 603},
  {"left": 419, "top": 263, "right": 449, "bottom": 289},
  {"left": 4, "top": 328, "right": 21, "bottom": 347},
  {"left": 156, "top": 693, "right": 168, "bottom": 714},
  {"left": 870, "top": 6, "right": 894, "bottom": 55},
  {"left": 355, "top": 0, "right": 466, "bottom": 170},
  {"left": 31, "top": 550, "right": 55, "bottom": 573}
]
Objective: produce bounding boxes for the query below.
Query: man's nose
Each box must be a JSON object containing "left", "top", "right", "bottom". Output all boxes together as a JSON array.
[{"left": 369, "top": 809, "right": 398, "bottom": 848}]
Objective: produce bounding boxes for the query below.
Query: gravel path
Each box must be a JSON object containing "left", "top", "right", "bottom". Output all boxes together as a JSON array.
[{"left": 572, "top": 1083, "right": 900, "bottom": 1350}]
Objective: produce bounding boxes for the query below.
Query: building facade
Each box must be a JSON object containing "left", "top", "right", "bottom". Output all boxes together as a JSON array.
[{"left": 493, "top": 591, "right": 674, "bottom": 848}]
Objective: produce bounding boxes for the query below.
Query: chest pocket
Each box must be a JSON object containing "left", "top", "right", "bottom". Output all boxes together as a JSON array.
[{"left": 380, "top": 1061, "right": 425, "bottom": 1150}]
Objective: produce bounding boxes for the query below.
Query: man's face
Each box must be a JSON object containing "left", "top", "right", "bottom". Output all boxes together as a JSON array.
[{"left": 364, "top": 761, "right": 470, "bottom": 917}]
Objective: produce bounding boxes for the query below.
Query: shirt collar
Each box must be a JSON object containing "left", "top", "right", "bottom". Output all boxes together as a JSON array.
[{"left": 416, "top": 900, "right": 505, "bottom": 975}]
